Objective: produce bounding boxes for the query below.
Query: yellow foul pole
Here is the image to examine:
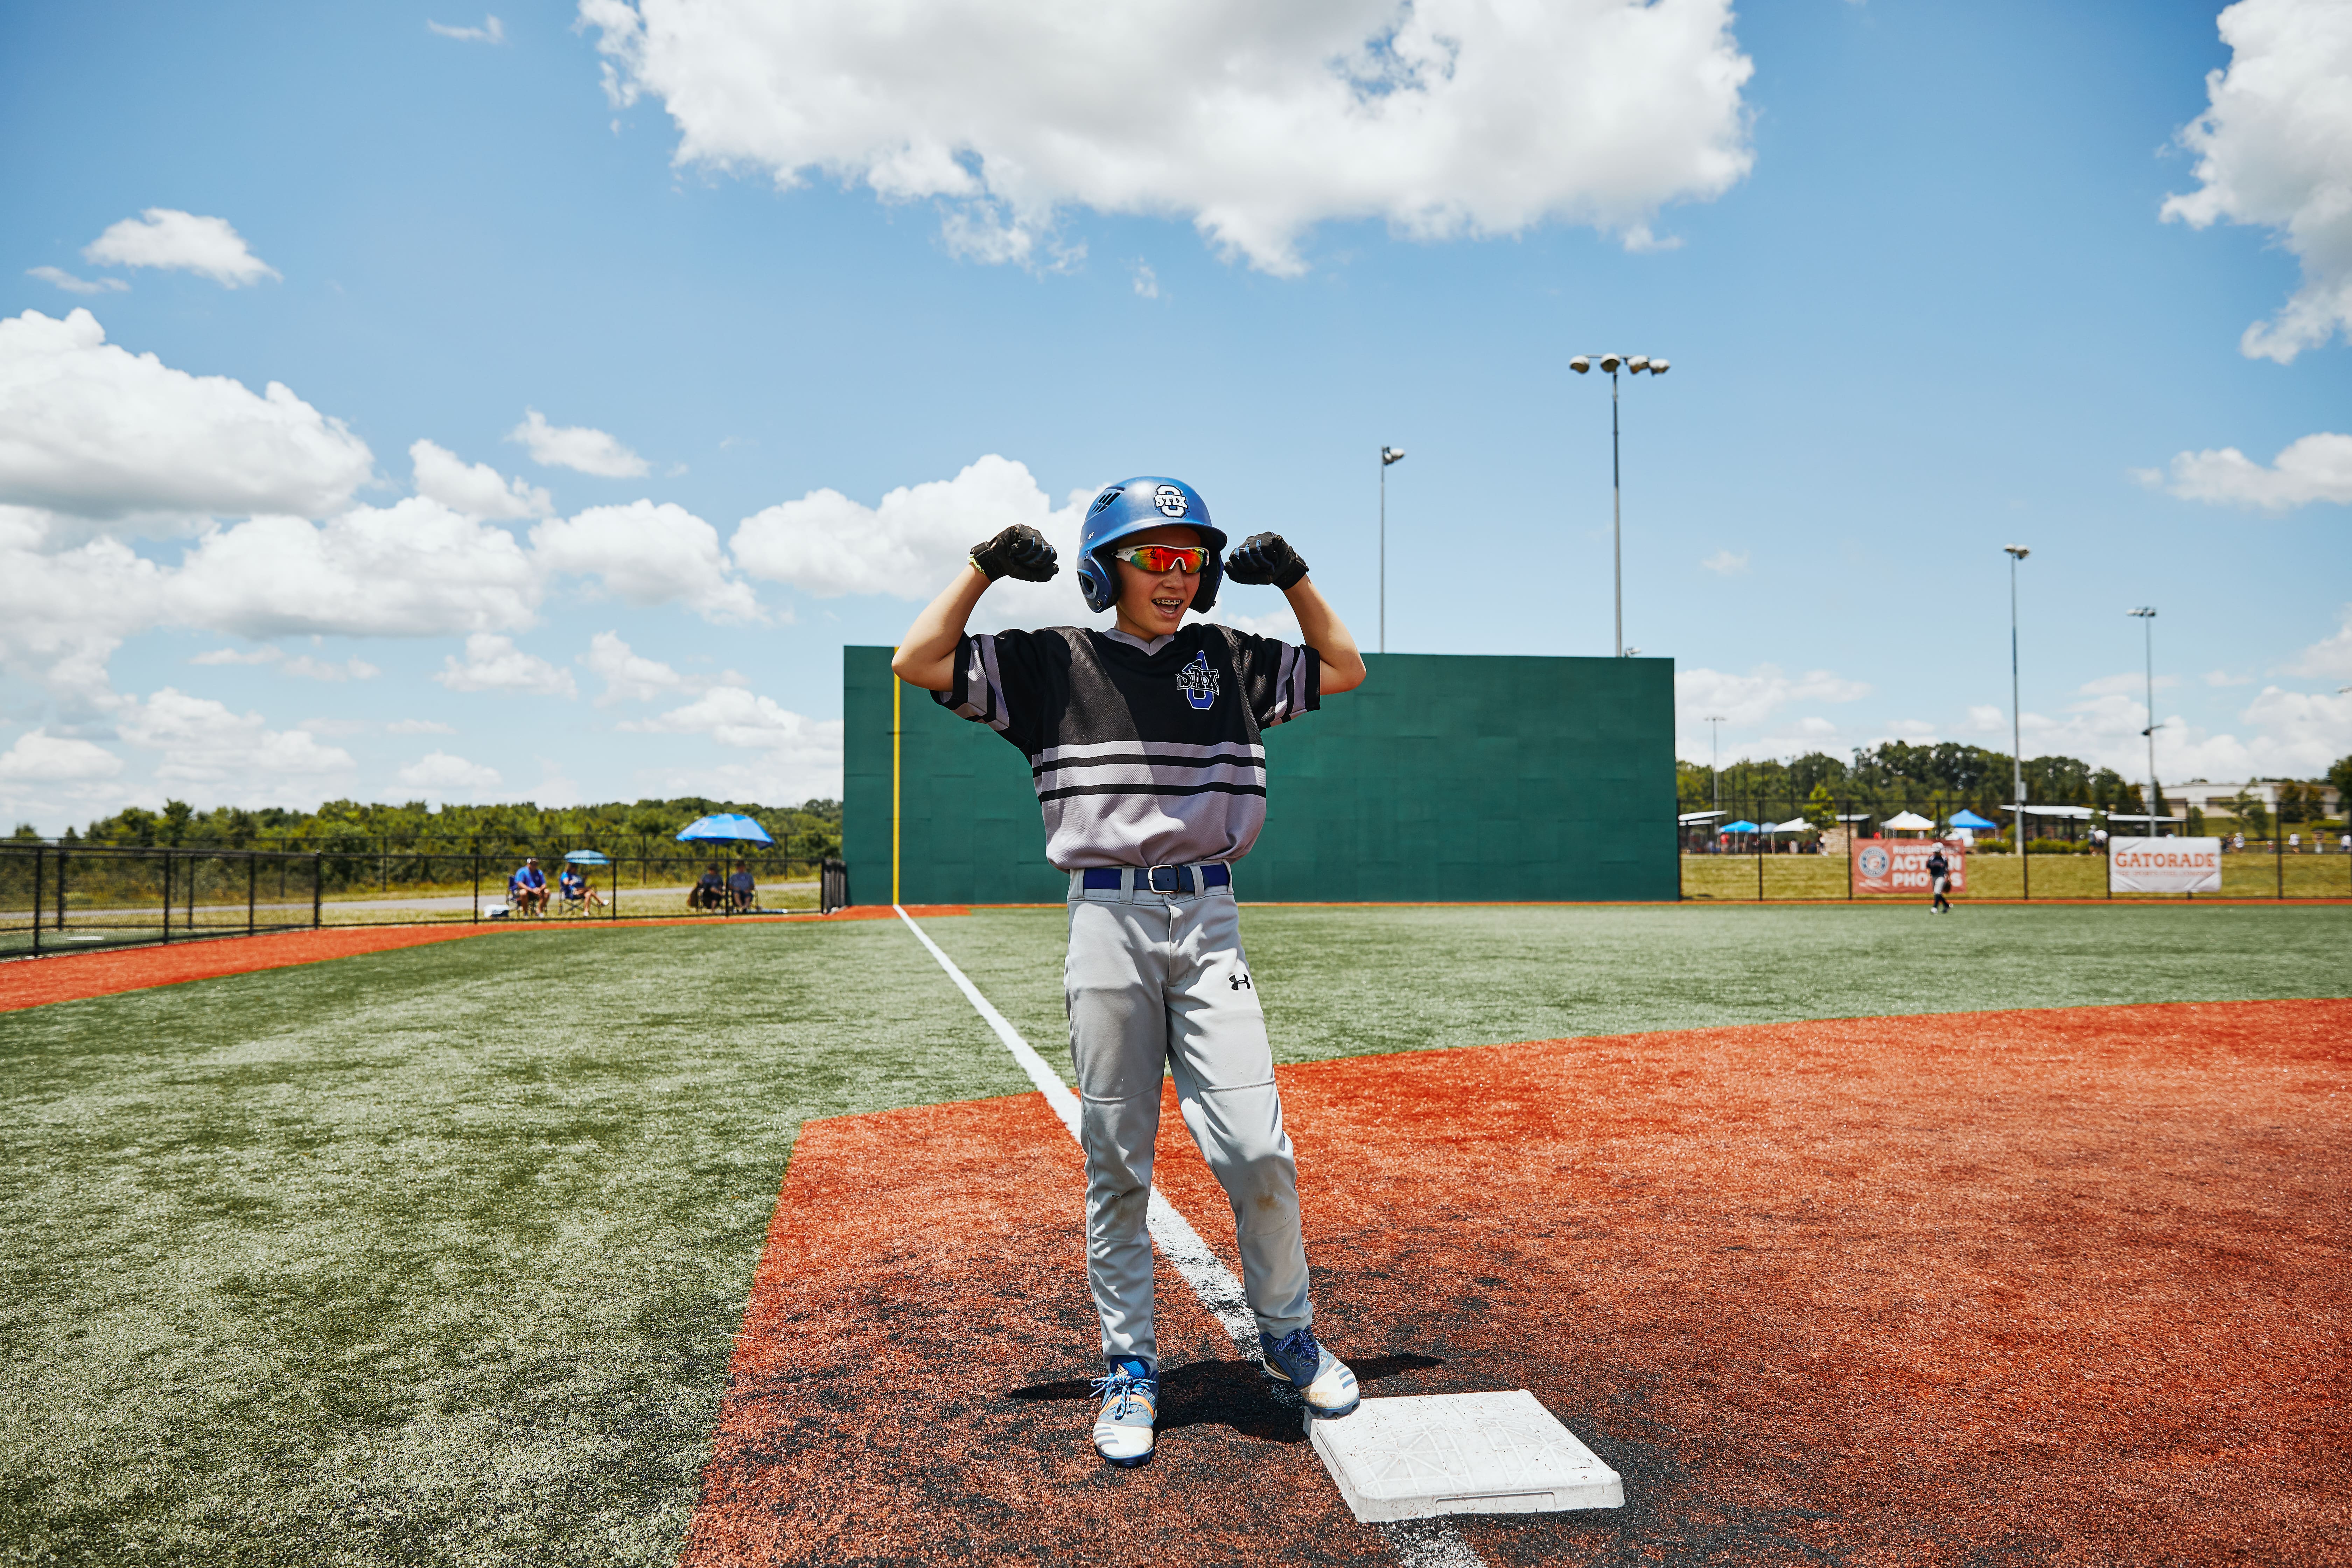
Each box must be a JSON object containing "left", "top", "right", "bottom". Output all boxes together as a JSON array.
[{"left": 891, "top": 665, "right": 902, "bottom": 907}]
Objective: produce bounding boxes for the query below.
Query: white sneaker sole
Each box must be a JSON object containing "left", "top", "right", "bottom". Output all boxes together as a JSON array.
[
  {"left": 1093, "top": 1422, "right": 1155, "bottom": 1467},
  {"left": 1270, "top": 1358, "right": 1361, "bottom": 1417}
]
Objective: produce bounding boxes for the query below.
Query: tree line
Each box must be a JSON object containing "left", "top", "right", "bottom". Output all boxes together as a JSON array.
[
  {"left": 10, "top": 796, "right": 844, "bottom": 865},
  {"left": 1677, "top": 742, "right": 2350, "bottom": 832}
]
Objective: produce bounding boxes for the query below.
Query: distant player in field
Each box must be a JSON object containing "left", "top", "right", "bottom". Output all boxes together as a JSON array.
[
  {"left": 1926, "top": 845, "right": 1952, "bottom": 914},
  {"left": 894, "top": 476, "right": 1368, "bottom": 1468}
]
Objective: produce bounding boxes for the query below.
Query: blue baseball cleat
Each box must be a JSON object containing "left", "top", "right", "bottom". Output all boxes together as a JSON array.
[
  {"left": 1260, "top": 1326, "right": 1360, "bottom": 1417},
  {"left": 1091, "top": 1357, "right": 1158, "bottom": 1466}
]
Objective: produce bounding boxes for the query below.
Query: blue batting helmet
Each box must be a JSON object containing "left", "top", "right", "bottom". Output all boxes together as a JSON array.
[{"left": 1075, "top": 477, "right": 1227, "bottom": 615}]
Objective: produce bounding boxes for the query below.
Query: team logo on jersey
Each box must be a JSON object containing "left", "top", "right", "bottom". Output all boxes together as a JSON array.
[
  {"left": 1153, "top": 484, "right": 1188, "bottom": 517},
  {"left": 1176, "top": 649, "right": 1220, "bottom": 710}
]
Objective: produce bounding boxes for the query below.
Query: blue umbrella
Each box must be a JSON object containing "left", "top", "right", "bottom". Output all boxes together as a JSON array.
[
  {"left": 563, "top": 850, "right": 611, "bottom": 864},
  {"left": 675, "top": 813, "right": 774, "bottom": 846}
]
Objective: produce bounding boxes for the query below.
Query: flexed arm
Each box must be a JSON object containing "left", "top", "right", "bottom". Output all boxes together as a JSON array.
[
  {"left": 892, "top": 525, "right": 1058, "bottom": 691},
  {"left": 1226, "top": 533, "right": 1367, "bottom": 695}
]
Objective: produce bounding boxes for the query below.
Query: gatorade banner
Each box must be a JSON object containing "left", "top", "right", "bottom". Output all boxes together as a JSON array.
[
  {"left": 2108, "top": 836, "right": 2221, "bottom": 894},
  {"left": 1851, "top": 838, "right": 1964, "bottom": 895}
]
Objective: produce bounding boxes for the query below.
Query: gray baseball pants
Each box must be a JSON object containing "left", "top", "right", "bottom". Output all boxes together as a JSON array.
[{"left": 1065, "top": 868, "right": 1314, "bottom": 1367}]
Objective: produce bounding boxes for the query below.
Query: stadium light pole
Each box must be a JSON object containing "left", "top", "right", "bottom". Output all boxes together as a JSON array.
[
  {"left": 2130, "top": 608, "right": 2159, "bottom": 838},
  {"left": 2005, "top": 545, "right": 2030, "bottom": 887},
  {"left": 1379, "top": 446, "right": 1405, "bottom": 654},
  {"left": 1705, "top": 714, "right": 1726, "bottom": 816},
  {"left": 1570, "top": 352, "right": 1669, "bottom": 657}
]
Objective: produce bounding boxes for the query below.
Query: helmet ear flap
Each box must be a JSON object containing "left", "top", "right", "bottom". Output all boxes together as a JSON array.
[
  {"left": 1191, "top": 559, "right": 1220, "bottom": 615},
  {"left": 1078, "top": 551, "right": 1116, "bottom": 613}
]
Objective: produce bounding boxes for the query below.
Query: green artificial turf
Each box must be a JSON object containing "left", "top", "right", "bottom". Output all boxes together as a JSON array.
[
  {"left": 3, "top": 902, "right": 2346, "bottom": 1567},
  {"left": 924, "top": 901, "right": 2352, "bottom": 1072},
  {"left": 0, "top": 922, "right": 1031, "bottom": 1568}
]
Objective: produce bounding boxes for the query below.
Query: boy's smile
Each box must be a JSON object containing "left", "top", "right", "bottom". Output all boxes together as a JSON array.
[{"left": 1112, "top": 523, "right": 1203, "bottom": 640}]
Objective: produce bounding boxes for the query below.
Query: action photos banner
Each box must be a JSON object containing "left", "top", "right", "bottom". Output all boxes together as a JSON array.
[
  {"left": 2108, "top": 836, "right": 2221, "bottom": 894},
  {"left": 1851, "top": 838, "right": 1964, "bottom": 896}
]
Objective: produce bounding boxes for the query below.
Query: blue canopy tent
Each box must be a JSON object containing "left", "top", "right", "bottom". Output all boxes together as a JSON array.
[
  {"left": 677, "top": 814, "right": 774, "bottom": 913},
  {"left": 676, "top": 813, "right": 774, "bottom": 846},
  {"left": 1948, "top": 810, "right": 1998, "bottom": 831},
  {"left": 1721, "top": 820, "right": 1761, "bottom": 834}
]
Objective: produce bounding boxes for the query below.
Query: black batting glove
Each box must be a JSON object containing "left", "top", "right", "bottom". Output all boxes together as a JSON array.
[
  {"left": 969, "top": 524, "right": 1059, "bottom": 582},
  {"left": 1224, "top": 532, "right": 1308, "bottom": 590}
]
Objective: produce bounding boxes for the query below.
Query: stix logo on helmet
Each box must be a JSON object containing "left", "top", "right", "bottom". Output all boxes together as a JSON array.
[{"left": 1075, "top": 475, "right": 1227, "bottom": 615}]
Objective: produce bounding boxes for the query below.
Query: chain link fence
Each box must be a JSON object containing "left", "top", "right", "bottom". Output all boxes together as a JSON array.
[
  {"left": 1676, "top": 796, "right": 2352, "bottom": 902},
  {"left": 1, "top": 841, "right": 839, "bottom": 960}
]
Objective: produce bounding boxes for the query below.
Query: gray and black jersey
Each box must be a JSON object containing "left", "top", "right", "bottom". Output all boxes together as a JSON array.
[{"left": 934, "top": 623, "right": 1319, "bottom": 871}]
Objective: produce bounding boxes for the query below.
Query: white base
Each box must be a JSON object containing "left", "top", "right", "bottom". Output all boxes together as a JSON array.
[{"left": 1306, "top": 1391, "right": 1625, "bottom": 1524}]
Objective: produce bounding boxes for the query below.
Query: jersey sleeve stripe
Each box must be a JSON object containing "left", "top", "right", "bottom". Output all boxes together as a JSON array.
[{"left": 937, "top": 634, "right": 1013, "bottom": 733}]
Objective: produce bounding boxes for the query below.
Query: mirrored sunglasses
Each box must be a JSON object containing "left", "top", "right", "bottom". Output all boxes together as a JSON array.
[{"left": 1110, "top": 544, "right": 1208, "bottom": 575}]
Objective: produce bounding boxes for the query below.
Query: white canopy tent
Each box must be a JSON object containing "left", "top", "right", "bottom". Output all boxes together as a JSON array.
[{"left": 1882, "top": 811, "right": 1935, "bottom": 832}]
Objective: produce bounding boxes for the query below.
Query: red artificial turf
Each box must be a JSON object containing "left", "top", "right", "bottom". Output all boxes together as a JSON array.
[
  {"left": 0, "top": 905, "right": 969, "bottom": 1013},
  {"left": 686, "top": 1000, "right": 2350, "bottom": 1567}
]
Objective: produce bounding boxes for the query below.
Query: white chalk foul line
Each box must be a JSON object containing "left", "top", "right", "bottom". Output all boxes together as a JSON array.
[{"left": 895, "top": 905, "right": 1483, "bottom": 1568}]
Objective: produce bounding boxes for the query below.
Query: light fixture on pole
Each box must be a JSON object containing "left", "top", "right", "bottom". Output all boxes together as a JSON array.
[
  {"left": 2129, "top": 607, "right": 2159, "bottom": 837},
  {"left": 1704, "top": 714, "right": 1727, "bottom": 817},
  {"left": 1379, "top": 446, "right": 1405, "bottom": 654},
  {"left": 1569, "top": 351, "right": 1669, "bottom": 657},
  {"left": 2004, "top": 545, "right": 2030, "bottom": 890}
]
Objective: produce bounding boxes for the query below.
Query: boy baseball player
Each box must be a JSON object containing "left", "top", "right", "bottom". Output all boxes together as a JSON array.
[
  {"left": 1926, "top": 845, "right": 1952, "bottom": 914},
  {"left": 892, "top": 476, "right": 1367, "bottom": 1468}
]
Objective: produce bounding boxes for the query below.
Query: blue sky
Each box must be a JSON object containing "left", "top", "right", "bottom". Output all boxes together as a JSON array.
[{"left": 2, "top": 0, "right": 2347, "bottom": 831}]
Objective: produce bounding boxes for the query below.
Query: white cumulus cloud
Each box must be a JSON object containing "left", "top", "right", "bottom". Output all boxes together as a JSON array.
[
  {"left": 2285, "top": 603, "right": 2352, "bottom": 681},
  {"left": 622, "top": 685, "right": 845, "bottom": 802},
  {"left": 2161, "top": 0, "right": 2352, "bottom": 362},
  {"left": 26, "top": 267, "right": 127, "bottom": 296},
  {"left": 410, "top": 438, "right": 553, "bottom": 519},
  {"left": 732, "top": 454, "right": 1086, "bottom": 627},
  {"left": 0, "top": 729, "right": 124, "bottom": 783},
  {"left": 507, "top": 408, "right": 649, "bottom": 477},
  {"left": 0, "top": 309, "right": 373, "bottom": 522},
  {"left": 428, "top": 14, "right": 506, "bottom": 43},
  {"left": 2144, "top": 432, "right": 2352, "bottom": 510},
  {"left": 82, "top": 209, "right": 279, "bottom": 288},
  {"left": 1699, "top": 548, "right": 1749, "bottom": 575},
  {"left": 397, "top": 751, "right": 504, "bottom": 794},
  {"left": 434, "top": 633, "right": 579, "bottom": 697},
  {"left": 170, "top": 499, "right": 541, "bottom": 638},
  {"left": 580, "top": 0, "right": 1757, "bottom": 276},
  {"left": 188, "top": 645, "right": 378, "bottom": 680},
  {"left": 113, "top": 688, "right": 356, "bottom": 790},
  {"left": 531, "top": 500, "right": 760, "bottom": 621},
  {"left": 1675, "top": 664, "right": 1872, "bottom": 729},
  {"left": 579, "top": 629, "right": 734, "bottom": 707}
]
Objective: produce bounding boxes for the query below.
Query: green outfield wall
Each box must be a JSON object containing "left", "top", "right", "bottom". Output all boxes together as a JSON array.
[{"left": 842, "top": 645, "right": 1677, "bottom": 904}]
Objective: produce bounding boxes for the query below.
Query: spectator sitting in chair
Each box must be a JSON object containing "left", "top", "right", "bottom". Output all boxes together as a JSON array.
[
  {"left": 727, "top": 860, "right": 756, "bottom": 911},
  {"left": 690, "top": 864, "right": 724, "bottom": 911},
  {"left": 510, "top": 858, "right": 548, "bottom": 917},
  {"left": 557, "top": 863, "right": 604, "bottom": 913}
]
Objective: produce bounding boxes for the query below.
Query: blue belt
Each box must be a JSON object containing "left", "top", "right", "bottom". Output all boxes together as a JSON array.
[{"left": 1081, "top": 863, "right": 1231, "bottom": 895}]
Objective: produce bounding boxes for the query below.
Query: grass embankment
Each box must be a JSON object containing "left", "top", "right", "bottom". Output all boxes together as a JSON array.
[{"left": 3, "top": 903, "right": 2347, "bottom": 1565}]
